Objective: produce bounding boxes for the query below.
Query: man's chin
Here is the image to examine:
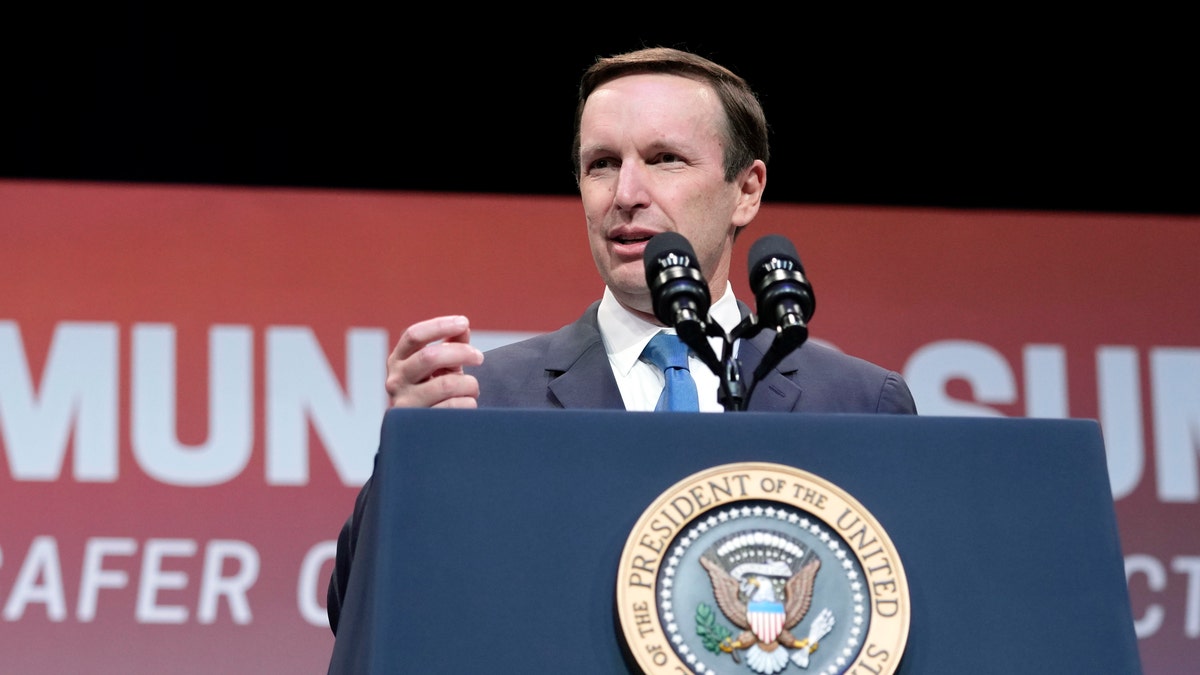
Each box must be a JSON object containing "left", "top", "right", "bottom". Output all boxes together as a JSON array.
[{"left": 608, "top": 286, "right": 657, "bottom": 321}]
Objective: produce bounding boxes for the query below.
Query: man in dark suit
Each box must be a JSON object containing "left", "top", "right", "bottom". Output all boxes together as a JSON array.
[{"left": 327, "top": 46, "right": 916, "bottom": 634}]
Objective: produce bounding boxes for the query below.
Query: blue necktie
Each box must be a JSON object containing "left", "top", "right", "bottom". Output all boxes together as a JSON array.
[{"left": 642, "top": 332, "right": 700, "bottom": 412}]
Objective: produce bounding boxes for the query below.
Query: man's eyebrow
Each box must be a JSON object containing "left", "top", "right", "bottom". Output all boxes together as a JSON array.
[
  {"left": 583, "top": 138, "right": 689, "bottom": 154},
  {"left": 578, "top": 143, "right": 608, "bottom": 156}
]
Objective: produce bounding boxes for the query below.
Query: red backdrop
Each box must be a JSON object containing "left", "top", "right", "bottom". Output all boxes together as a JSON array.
[{"left": 2, "top": 180, "right": 1196, "bottom": 673}]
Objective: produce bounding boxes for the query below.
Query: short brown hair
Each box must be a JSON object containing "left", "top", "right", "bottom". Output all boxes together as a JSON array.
[{"left": 571, "top": 46, "right": 770, "bottom": 185}]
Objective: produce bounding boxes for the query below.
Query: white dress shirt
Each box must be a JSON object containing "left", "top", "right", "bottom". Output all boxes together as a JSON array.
[{"left": 596, "top": 283, "right": 743, "bottom": 412}]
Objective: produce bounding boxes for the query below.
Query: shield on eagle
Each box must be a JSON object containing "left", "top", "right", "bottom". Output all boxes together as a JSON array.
[{"left": 746, "top": 599, "right": 786, "bottom": 643}]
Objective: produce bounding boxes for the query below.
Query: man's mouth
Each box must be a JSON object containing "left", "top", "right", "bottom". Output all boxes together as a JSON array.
[{"left": 610, "top": 228, "right": 662, "bottom": 246}]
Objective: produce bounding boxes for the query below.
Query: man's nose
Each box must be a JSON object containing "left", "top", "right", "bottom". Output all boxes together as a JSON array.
[{"left": 614, "top": 162, "right": 651, "bottom": 211}]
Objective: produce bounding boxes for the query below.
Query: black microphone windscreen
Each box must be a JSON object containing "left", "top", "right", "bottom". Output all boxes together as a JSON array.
[
  {"left": 747, "top": 233, "right": 815, "bottom": 328},
  {"left": 644, "top": 231, "right": 698, "bottom": 274},
  {"left": 747, "top": 234, "right": 805, "bottom": 287},
  {"left": 644, "top": 231, "right": 710, "bottom": 328}
]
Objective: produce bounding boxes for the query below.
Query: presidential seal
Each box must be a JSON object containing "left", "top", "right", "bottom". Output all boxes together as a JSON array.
[{"left": 616, "top": 462, "right": 909, "bottom": 675}]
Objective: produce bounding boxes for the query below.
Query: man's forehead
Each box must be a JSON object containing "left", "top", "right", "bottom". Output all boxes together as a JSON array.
[{"left": 581, "top": 73, "right": 723, "bottom": 137}]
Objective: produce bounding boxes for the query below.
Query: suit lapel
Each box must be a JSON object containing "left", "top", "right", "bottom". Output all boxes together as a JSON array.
[
  {"left": 544, "top": 302, "right": 625, "bottom": 410},
  {"left": 547, "top": 340, "right": 625, "bottom": 409},
  {"left": 739, "top": 328, "right": 803, "bottom": 412}
]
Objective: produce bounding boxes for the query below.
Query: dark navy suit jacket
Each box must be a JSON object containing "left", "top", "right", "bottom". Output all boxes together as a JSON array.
[
  {"left": 475, "top": 300, "right": 915, "bottom": 414},
  {"left": 326, "top": 301, "right": 916, "bottom": 632}
]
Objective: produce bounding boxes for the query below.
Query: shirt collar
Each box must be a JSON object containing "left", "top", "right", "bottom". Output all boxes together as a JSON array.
[{"left": 597, "top": 283, "right": 741, "bottom": 376}]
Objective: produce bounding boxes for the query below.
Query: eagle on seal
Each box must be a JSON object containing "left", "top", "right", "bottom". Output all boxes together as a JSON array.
[{"left": 700, "top": 553, "right": 823, "bottom": 673}]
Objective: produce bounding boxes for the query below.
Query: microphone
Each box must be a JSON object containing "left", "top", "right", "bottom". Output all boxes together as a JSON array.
[
  {"left": 748, "top": 234, "right": 815, "bottom": 332},
  {"left": 643, "top": 232, "right": 722, "bottom": 376},
  {"left": 644, "top": 232, "right": 711, "bottom": 330},
  {"left": 747, "top": 234, "right": 815, "bottom": 381}
]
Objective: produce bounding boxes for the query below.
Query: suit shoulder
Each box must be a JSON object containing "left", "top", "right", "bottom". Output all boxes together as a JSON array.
[
  {"left": 468, "top": 332, "right": 556, "bottom": 390},
  {"left": 466, "top": 308, "right": 605, "bottom": 407},
  {"left": 789, "top": 340, "right": 917, "bottom": 414},
  {"left": 797, "top": 339, "right": 895, "bottom": 375}
]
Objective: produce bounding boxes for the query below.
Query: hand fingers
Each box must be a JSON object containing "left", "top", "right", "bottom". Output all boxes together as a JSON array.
[
  {"left": 386, "top": 316, "right": 485, "bottom": 408},
  {"left": 390, "top": 370, "right": 480, "bottom": 408},
  {"left": 392, "top": 337, "right": 484, "bottom": 385},
  {"left": 390, "top": 315, "right": 472, "bottom": 361}
]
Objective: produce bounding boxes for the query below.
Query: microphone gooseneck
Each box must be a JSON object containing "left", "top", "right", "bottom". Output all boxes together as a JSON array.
[
  {"left": 644, "top": 231, "right": 711, "bottom": 330},
  {"left": 747, "top": 234, "right": 815, "bottom": 334},
  {"left": 643, "top": 232, "right": 728, "bottom": 404},
  {"left": 746, "top": 234, "right": 815, "bottom": 384},
  {"left": 641, "top": 231, "right": 816, "bottom": 412}
]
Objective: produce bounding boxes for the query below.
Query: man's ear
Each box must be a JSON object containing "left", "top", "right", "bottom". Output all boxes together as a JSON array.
[{"left": 732, "top": 159, "right": 767, "bottom": 228}]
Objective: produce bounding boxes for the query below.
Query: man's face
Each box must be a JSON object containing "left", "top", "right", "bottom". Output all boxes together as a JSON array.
[{"left": 577, "top": 73, "right": 764, "bottom": 320}]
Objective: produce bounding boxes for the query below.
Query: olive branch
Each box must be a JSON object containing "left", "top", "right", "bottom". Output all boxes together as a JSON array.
[{"left": 695, "top": 602, "right": 733, "bottom": 654}]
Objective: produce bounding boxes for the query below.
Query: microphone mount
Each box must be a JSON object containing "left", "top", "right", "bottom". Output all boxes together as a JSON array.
[{"left": 643, "top": 232, "right": 815, "bottom": 413}]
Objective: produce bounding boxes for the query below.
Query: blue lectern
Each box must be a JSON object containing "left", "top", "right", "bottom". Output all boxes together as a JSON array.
[{"left": 327, "top": 409, "right": 1141, "bottom": 674}]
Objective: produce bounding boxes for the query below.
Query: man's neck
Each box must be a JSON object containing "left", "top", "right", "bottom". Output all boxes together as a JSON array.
[{"left": 604, "top": 284, "right": 738, "bottom": 331}]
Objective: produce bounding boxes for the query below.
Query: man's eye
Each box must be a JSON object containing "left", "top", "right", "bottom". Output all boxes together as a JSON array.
[
  {"left": 588, "top": 158, "right": 616, "bottom": 172},
  {"left": 657, "top": 153, "right": 683, "bottom": 164}
]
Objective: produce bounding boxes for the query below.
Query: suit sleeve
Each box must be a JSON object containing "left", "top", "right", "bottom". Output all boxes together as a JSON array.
[
  {"left": 326, "top": 467, "right": 376, "bottom": 634},
  {"left": 879, "top": 371, "right": 918, "bottom": 415}
]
